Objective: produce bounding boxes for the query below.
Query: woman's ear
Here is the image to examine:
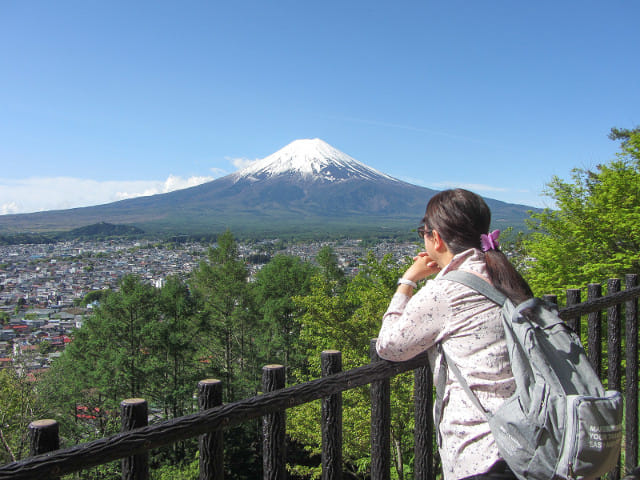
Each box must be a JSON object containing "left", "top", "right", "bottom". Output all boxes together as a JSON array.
[{"left": 432, "top": 230, "right": 448, "bottom": 252}]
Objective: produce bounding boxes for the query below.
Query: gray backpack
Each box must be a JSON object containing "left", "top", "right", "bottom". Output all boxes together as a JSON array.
[{"left": 436, "top": 270, "right": 623, "bottom": 480}]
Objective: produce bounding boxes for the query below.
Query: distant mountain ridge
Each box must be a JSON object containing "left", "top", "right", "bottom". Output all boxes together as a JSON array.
[
  {"left": 0, "top": 222, "right": 145, "bottom": 245},
  {"left": 67, "top": 222, "right": 145, "bottom": 237},
  {"left": 0, "top": 139, "right": 537, "bottom": 238}
]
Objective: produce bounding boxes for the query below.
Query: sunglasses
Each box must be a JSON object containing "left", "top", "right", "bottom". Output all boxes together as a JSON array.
[{"left": 417, "top": 225, "right": 433, "bottom": 238}]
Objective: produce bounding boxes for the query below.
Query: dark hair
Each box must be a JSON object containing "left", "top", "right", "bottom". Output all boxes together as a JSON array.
[{"left": 423, "top": 189, "right": 533, "bottom": 304}]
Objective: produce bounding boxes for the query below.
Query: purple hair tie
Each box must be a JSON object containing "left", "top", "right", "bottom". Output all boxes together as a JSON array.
[{"left": 480, "top": 230, "right": 500, "bottom": 252}]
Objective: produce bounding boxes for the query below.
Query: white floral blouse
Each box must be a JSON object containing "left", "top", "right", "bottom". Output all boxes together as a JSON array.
[{"left": 376, "top": 248, "right": 516, "bottom": 480}]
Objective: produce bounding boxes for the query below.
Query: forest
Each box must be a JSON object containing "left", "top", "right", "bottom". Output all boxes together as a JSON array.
[{"left": 1, "top": 128, "right": 639, "bottom": 479}]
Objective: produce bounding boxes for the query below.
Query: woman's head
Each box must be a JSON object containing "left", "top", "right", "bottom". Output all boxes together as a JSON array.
[
  {"left": 422, "top": 189, "right": 491, "bottom": 254},
  {"left": 422, "top": 188, "right": 534, "bottom": 303}
]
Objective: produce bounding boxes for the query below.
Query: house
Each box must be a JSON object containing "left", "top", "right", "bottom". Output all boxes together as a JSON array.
[
  {"left": 0, "top": 329, "right": 15, "bottom": 341},
  {"left": 24, "top": 318, "right": 47, "bottom": 329}
]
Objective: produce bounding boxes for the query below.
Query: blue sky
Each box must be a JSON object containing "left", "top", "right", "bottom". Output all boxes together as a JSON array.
[{"left": 1, "top": 1, "right": 638, "bottom": 214}]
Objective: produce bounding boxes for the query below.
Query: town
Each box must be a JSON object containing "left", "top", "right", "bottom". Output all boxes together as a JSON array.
[{"left": 0, "top": 237, "right": 418, "bottom": 379}]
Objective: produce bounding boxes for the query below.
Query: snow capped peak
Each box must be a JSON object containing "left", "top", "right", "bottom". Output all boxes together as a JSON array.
[{"left": 234, "top": 138, "right": 397, "bottom": 183}]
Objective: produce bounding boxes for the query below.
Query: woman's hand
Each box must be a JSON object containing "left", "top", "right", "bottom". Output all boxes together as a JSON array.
[{"left": 402, "top": 251, "right": 441, "bottom": 283}]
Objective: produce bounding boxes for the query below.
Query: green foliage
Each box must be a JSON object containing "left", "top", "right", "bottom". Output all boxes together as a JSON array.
[
  {"left": 0, "top": 223, "right": 144, "bottom": 245},
  {"left": 38, "top": 341, "right": 54, "bottom": 355},
  {"left": 496, "top": 227, "right": 531, "bottom": 278},
  {"left": 0, "top": 369, "right": 47, "bottom": 463},
  {"left": 0, "top": 233, "right": 55, "bottom": 245},
  {"left": 80, "top": 289, "right": 112, "bottom": 307},
  {"left": 251, "top": 254, "right": 318, "bottom": 379},
  {"left": 78, "top": 275, "right": 158, "bottom": 401},
  {"left": 151, "top": 456, "right": 199, "bottom": 480},
  {"left": 608, "top": 126, "right": 640, "bottom": 145},
  {"left": 147, "top": 275, "right": 202, "bottom": 420},
  {"left": 190, "top": 230, "right": 256, "bottom": 400},
  {"left": 524, "top": 128, "right": 640, "bottom": 294},
  {"left": 189, "top": 230, "right": 265, "bottom": 478},
  {"left": 39, "top": 273, "right": 214, "bottom": 472},
  {"left": 14, "top": 297, "right": 26, "bottom": 314},
  {"left": 316, "top": 245, "right": 346, "bottom": 289},
  {"left": 39, "top": 351, "right": 122, "bottom": 448},
  {"left": 63, "top": 222, "right": 145, "bottom": 239},
  {"left": 288, "top": 250, "right": 415, "bottom": 478},
  {"left": 38, "top": 274, "right": 164, "bottom": 460}
]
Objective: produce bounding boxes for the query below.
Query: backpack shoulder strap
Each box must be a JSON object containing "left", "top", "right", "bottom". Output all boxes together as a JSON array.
[
  {"left": 443, "top": 270, "right": 507, "bottom": 306},
  {"left": 439, "top": 345, "right": 489, "bottom": 416},
  {"left": 435, "top": 270, "right": 507, "bottom": 431}
]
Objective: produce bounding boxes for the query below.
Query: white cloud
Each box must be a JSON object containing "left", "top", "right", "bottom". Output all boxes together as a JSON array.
[
  {"left": 0, "top": 154, "right": 261, "bottom": 215},
  {"left": 1, "top": 201, "right": 20, "bottom": 215},
  {"left": 0, "top": 175, "right": 214, "bottom": 215},
  {"left": 227, "top": 156, "right": 257, "bottom": 170},
  {"left": 163, "top": 174, "right": 213, "bottom": 192}
]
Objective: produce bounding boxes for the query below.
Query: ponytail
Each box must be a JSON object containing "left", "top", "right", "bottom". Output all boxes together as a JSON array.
[{"left": 485, "top": 250, "right": 533, "bottom": 305}]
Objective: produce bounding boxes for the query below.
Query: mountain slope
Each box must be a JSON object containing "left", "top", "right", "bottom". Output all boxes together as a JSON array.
[{"left": 0, "top": 139, "right": 535, "bottom": 237}]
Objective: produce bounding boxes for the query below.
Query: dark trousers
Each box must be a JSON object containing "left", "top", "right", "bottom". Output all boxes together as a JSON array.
[{"left": 460, "top": 461, "right": 518, "bottom": 480}]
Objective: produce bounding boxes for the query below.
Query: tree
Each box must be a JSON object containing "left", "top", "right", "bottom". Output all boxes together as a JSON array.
[
  {"left": 148, "top": 275, "right": 201, "bottom": 419},
  {"left": 39, "top": 276, "right": 157, "bottom": 457},
  {"left": 190, "top": 231, "right": 262, "bottom": 480},
  {"left": 524, "top": 127, "right": 640, "bottom": 294},
  {"left": 80, "top": 289, "right": 112, "bottom": 307},
  {"left": 316, "top": 245, "right": 347, "bottom": 290},
  {"left": 60, "top": 275, "right": 158, "bottom": 405},
  {"left": 146, "top": 274, "right": 202, "bottom": 467},
  {"left": 39, "top": 352, "right": 120, "bottom": 448},
  {"left": 190, "top": 230, "right": 255, "bottom": 401},
  {"left": 608, "top": 126, "right": 640, "bottom": 145},
  {"left": 0, "top": 369, "right": 46, "bottom": 463},
  {"left": 14, "top": 297, "right": 26, "bottom": 314},
  {"left": 251, "top": 254, "right": 317, "bottom": 381}
]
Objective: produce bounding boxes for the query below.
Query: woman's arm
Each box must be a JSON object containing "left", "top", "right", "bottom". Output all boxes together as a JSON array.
[{"left": 377, "top": 258, "right": 446, "bottom": 362}]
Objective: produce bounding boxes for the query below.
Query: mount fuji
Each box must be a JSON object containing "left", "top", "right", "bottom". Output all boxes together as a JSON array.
[
  {"left": 0, "top": 139, "right": 534, "bottom": 237},
  {"left": 235, "top": 138, "right": 398, "bottom": 183}
]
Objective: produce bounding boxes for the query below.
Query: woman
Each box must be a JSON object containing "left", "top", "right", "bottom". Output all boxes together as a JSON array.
[{"left": 376, "top": 189, "right": 533, "bottom": 480}]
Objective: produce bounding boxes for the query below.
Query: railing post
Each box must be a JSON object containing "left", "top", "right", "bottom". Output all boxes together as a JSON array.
[
  {"left": 198, "top": 379, "right": 224, "bottom": 480},
  {"left": 566, "top": 289, "right": 582, "bottom": 338},
  {"left": 587, "top": 283, "right": 602, "bottom": 377},
  {"left": 262, "top": 365, "right": 286, "bottom": 480},
  {"left": 28, "top": 419, "right": 60, "bottom": 480},
  {"left": 414, "top": 361, "right": 434, "bottom": 480},
  {"left": 625, "top": 274, "right": 639, "bottom": 473},
  {"left": 121, "top": 398, "right": 149, "bottom": 480},
  {"left": 607, "top": 279, "right": 622, "bottom": 392},
  {"left": 607, "top": 279, "right": 622, "bottom": 480},
  {"left": 29, "top": 419, "right": 59, "bottom": 456},
  {"left": 321, "top": 350, "right": 342, "bottom": 480},
  {"left": 370, "top": 339, "right": 390, "bottom": 480}
]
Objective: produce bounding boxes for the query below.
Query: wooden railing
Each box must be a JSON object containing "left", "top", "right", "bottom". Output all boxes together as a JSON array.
[{"left": 0, "top": 274, "right": 639, "bottom": 480}]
